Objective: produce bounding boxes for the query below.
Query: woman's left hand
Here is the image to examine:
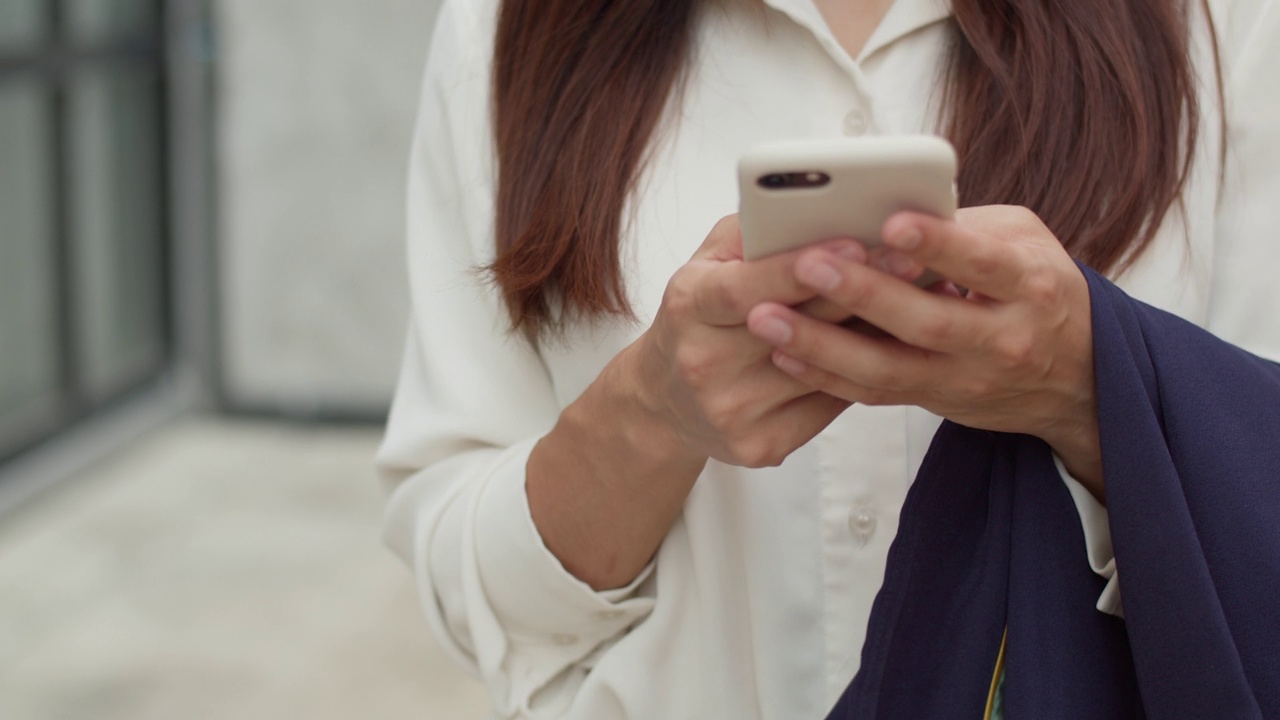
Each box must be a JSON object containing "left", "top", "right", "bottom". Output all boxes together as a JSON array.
[{"left": 746, "top": 205, "right": 1105, "bottom": 499}]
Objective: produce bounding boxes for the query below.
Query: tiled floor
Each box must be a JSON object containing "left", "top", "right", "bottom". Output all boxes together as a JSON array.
[{"left": 0, "top": 419, "right": 490, "bottom": 720}]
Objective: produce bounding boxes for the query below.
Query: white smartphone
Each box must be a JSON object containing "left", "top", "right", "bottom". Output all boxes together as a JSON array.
[{"left": 738, "top": 136, "right": 958, "bottom": 263}]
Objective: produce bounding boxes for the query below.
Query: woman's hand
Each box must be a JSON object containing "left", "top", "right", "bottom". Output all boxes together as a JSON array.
[
  {"left": 623, "top": 215, "right": 858, "bottom": 469},
  {"left": 529, "top": 215, "right": 858, "bottom": 590},
  {"left": 745, "top": 206, "right": 1105, "bottom": 499}
]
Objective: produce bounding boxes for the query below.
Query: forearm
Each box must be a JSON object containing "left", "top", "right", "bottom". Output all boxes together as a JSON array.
[{"left": 527, "top": 346, "right": 708, "bottom": 590}]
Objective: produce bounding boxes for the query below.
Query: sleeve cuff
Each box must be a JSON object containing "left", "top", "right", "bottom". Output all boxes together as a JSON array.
[
  {"left": 1055, "top": 454, "right": 1124, "bottom": 618},
  {"left": 473, "top": 438, "right": 656, "bottom": 645}
]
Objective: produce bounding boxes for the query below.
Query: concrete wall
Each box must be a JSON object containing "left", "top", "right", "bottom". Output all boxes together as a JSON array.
[{"left": 215, "top": 0, "right": 443, "bottom": 415}]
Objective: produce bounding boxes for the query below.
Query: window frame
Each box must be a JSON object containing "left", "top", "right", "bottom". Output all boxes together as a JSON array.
[{"left": 0, "top": 0, "right": 173, "bottom": 465}]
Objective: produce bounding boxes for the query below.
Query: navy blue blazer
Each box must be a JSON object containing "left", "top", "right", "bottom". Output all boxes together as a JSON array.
[{"left": 827, "top": 265, "right": 1280, "bottom": 719}]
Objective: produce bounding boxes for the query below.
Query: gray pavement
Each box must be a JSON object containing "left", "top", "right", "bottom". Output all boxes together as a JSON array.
[{"left": 0, "top": 419, "right": 489, "bottom": 719}]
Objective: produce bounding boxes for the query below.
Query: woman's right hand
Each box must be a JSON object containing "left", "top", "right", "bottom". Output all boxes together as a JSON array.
[
  {"left": 527, "top": 215, "right": 862, "bottom": 590},
  {"left": 624, "top": 215, "right": 861, "bottom": 469}
]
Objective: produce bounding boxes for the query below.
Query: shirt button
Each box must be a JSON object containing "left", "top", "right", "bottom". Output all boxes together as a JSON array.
[
  {"left": 551, "top": 633, "right": 579, "bottom": 646},
  {"left": 843, "top": 109, "right": 870, "bottom": 136},
  {"left": 847, "top": 506, "right": 878, "bottom": 545}
]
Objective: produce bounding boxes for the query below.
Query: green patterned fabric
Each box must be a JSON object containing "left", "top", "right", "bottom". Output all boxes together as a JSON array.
[{"left": 989, "top": 668, "right": 1006, "bottom": 720}]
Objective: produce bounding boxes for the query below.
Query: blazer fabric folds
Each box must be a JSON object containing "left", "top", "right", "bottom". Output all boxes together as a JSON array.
[{"left": 829, "top": 264, "right": 1280, "bottom": 719}]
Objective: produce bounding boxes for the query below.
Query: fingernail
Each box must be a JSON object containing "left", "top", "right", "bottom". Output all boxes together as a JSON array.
[
  {"left": 797, "top": 259, "right": 842, "bottom": 292},
  {"left": 878, "top": 250, "right": 919, "bottom": 278},
  {"left": 752, "top": 316, "right": 793, "bottom": 346},
  {"left": 886, "top": 229, "right": 922, "bottom": 251},
  {"left": 774, "top": 352, "right": 808, "bottom": 375}
]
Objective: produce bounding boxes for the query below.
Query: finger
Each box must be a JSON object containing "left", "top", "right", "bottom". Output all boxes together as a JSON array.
[
  {"left": 792, "top": 295, "right": 899, "bottom": 338},
  {"left": 694, "top": 239, "right": 867, "bottom": 326},
  {"left": 741, "top": 348, "right": 832, "bottom": 409},
  {"left": 747, "top": 303, "right": 938, "bottom": 395},
  {"left": 881, "top": 212, "right": 1029, "bottom": 302},
  {"left": 763, "top": 391, "right": 853, "bottom": 447},
  {"left": 770, "top": 351, "right": 900, "bottom": 408},
  {"left": 793, "top": 246, "right": 947, "bottom": 325},
  {"left": 866, "top": 245, "right": 926, "bottom": 283},
  {"left": 790, "top": 249, "right": 994, "bottom": 354},
  {"left": 794, "top": 295, "right": 855, "bottom": 324},
  {"left": 686, "top": 324, "right": 827, "bottom": 404}
]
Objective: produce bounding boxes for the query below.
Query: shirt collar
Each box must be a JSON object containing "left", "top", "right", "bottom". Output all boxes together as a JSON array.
[{"left": 760, "top": 0, "right": 953, "bottom": 62}]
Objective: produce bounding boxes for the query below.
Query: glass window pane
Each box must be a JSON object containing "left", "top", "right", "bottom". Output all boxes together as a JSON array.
[
  {"left": 0, "top": 79, "right": 60, "bottom": 422},
  {"left": 67, "top": 67, "right": 166, "bottom": 399},
  {"left": 0, "top": 0, "right": 48, "bottom": 48},
  {"left": 62, "top": 0, "right": 158, "bottom": 42}
]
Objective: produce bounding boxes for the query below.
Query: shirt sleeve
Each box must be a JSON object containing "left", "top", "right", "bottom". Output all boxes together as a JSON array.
[
  {"left": 375, "top": 2, "right": 655, "bottom": 715},
  {"left": 1057, "top": 458, "right": 1124, "bottom": 617}
]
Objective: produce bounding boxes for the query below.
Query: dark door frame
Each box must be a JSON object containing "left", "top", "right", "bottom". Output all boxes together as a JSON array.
[{"left": 0, "top": 0, "right": 216, "bottom": 501}]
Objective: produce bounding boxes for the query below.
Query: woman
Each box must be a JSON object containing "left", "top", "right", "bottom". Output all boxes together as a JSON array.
[{"left": 376, "top": 0, "right": 1280, "bottom": 717}]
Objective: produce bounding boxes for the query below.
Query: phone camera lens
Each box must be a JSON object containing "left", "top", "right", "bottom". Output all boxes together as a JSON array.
[{"left": 759, "top": 173, "right": 790, "bottom": 189}]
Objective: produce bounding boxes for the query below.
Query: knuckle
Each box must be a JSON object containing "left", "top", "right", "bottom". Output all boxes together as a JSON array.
[
  {"left": 992, "top": 330, "right": 1037, "bottom": 368},
  {"left": 960, "top": 373, "right": 997, "bottom": 399},
  {"left": 674, "top": 343, "right": 718, "bottom": 388},
  {"left": 709, "top": 214, "right": 739, "bottom": 241},
  {"left": 696, "top": 215, "right": 744, "bottom": 260},
  {"left": 1019, "top": 265, "right": 1061, "bottom": 307},
  {"left": 694, "top": 272, "right": 742, "bottom": 322},
  {"left": 724, "top": 440, "right": 752, "bottom": 467},
  {"left": 967, "top": 245, "right": 1004, "bottom": 282},
  {"left": 913, "top": 311, "right": 955, "bottom": 347},
  {"left": 758, "top": 439, "right": 790, "bottom": 468},
  {"left": 663, "top": 268, "right": 698, "bottom": 317},
  {"left": 863, "top": 363, "right": 904, "bottom": 392},
  {"left": 702, "top": 393, "right": 744, "bottom": 433},
  {"left": 727, "top": 437, "right": 779, "bottom": 469}
]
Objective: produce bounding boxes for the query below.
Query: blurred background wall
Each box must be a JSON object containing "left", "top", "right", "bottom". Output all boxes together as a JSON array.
[
  {"left": 0, "top": 0, "right": 490, "bottom": 717},
  {"left": 0, "top": 0, "right": 445, "bottom": 485},
  {"left": 217, "top": 0, "right": 433, "bottom": 417}
]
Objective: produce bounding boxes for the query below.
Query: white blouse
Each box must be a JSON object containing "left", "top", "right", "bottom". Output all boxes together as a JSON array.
[{"left": 375, "top": 0, "right": 1280, "bottom": 717}]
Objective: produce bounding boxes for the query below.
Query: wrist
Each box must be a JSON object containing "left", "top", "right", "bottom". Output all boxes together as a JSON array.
[
  {"left": 1044, "top": 414, "right": 1105, "bottom": 503},
  {"left": 583, "top": 340, "right": 708, "bottom": 476},
  {"left": 526, "top": 340, "right": 706, "bottom": 591}
]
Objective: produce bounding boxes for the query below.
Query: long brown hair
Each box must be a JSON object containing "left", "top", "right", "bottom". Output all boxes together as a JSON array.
[{"left": 490, "top": 0, "right": 1209, "bottom": 337}]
